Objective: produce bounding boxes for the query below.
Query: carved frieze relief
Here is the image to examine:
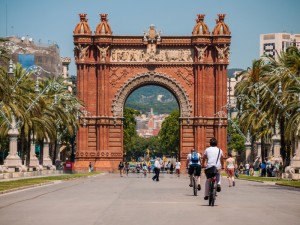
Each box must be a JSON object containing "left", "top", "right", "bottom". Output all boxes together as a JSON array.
[{"left": 110, "top": 48, "right": 193, "bottom": 63}]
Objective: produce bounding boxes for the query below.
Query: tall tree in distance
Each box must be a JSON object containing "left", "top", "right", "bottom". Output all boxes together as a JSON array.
[
  {"left": 158, "top": 110, "right": 180, "bottom": 158},
  {"left": 123, "top": 107, "right": 141, "bottom": 159}
]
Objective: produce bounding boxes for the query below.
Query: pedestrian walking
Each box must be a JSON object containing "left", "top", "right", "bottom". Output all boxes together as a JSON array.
[
  {"left": 175, "top": 159, "right": 181, "bottom": 177},
  {"left": 225, "top": 153, "right": 235, "bottom": 187},
  {"left": 152, "top": 158, "right": 161, "bottom": 181},
  {"left": 118, "top": 161, "right": 124, "bottom": 177},
  {"left": 124, "top": 162, "right": 129, "bottom": 177}
]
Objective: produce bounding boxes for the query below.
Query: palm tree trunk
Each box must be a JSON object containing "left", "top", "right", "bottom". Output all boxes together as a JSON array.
[
  {"left": 26, "top": 132, "right": 31, "bottom": 167},
  {"left": 20, "top": 127, "right": 26, "bottom": 164},
  {"left": 280, "top": 117, "right": 287, "bottom": 166}
]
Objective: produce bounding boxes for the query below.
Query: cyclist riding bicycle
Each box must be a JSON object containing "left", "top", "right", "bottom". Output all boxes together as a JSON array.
[
  {"left": 186, "top": 148, "right": 201, "bottom": 190},
  {"left": 202, "top": 137, "right": 223, "bottom": 200}
]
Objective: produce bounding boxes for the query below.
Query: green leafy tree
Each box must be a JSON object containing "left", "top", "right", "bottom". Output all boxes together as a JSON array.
[
  {"left": 158, "top": 110, "right": 180, "bottom": 157},
  {"left": 123, "top": 107, "right": 141, "bottom": 159},
  {"left": 228, "top": 119, "right": 245, "bottom": 156}
]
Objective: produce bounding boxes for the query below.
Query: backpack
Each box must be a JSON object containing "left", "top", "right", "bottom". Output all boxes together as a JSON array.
[{"left": 191, "top": 152, "right": 199, "bottom": 164}]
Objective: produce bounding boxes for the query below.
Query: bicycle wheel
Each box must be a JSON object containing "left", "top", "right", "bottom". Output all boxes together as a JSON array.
[
  {"left": 211, "top": 186, "right": 216, "bottom": 206},
  {"left": 209, "top": 180, "right": 215, "bottom": 206},
  {"left": 193, "top": 177, "right": 197, "bottom": 196}
]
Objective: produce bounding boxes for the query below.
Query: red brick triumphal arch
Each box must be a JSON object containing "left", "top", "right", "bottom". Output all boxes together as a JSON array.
[{"left": 73, "top": 13, "right": 231, "bottom": 171}]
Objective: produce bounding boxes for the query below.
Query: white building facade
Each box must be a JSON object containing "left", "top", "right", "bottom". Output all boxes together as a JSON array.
[{"left": 260, "top": 33, "right": 300, "bottom": 59}]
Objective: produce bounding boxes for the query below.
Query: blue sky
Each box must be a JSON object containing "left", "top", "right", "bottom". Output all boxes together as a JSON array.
[{"left": 0, "top": 0, "right": 299, "bottom": 76}]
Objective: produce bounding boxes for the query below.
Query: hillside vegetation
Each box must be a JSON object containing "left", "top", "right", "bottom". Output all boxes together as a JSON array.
[{"left": 125, "top": 85, "right": 179, "bottom": 114}]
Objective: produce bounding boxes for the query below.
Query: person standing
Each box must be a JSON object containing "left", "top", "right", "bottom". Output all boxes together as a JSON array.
[
  {"left": 202, "top": 137, "right": 223, "bottom": 200},
  {"left": 175, "top": 159, "right": 181, "bottom": 177},
  {"left": 238, "top": 162, "right": 245, "bottom": 174},
  {"left": 186, "top": 148, "right": 201, "bottom": 190},
  {"left": 142, "top": 161, "right": 148, "bottom": 177},
  {"left": 245, "top": 161, "right": 250, "bottom": 175},
  {"left": 118, "top": 161, "right": 124, "bottom": 177},
  {"left": 124, "top": 162, "right": 129, "bottom": 177},
  {"left": 225, "top": 153, "right": 235, "bottom": 187},
  {"left": 273, "top": 161, "right": 279, "bottom": 179},
  {"left": 249, "top": 163, "right": 254, "bottom": 176},
  {"left": 152, "top": 158, "right": 161, "bottom": 181},
  {"left": 89, "top": 162, "right": 93, "bottom": 172},
  {"left": 170, "top": 163, "right": 174, "bottom": 174},
  {"left": 261, "top": 161, "right": 266, "bottom": 177}
]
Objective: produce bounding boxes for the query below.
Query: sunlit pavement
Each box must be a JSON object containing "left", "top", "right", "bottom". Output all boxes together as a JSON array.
[{"left": 0, "top": 173, "right": 299, "bottom": 225}]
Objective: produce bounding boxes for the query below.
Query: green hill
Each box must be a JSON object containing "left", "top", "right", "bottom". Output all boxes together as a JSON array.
[{"left": 125, "top": 85, "right": 179, "bottom": 114}]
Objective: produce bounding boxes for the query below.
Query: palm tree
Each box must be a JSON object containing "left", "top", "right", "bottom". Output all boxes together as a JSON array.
[{"left": 235, "top": 59, "right": 272, "bottom": 159}]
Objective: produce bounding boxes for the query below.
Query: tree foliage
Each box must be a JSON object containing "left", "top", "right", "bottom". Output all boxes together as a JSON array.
[
  {"left": 0, "top": 41, "right": 84, "bottom": 164},
  {"left": 158, "top": 110, "right": 180, "bottom": 157},
  {"left": 123, "top": 107, "right": 140, "bottom": 158},
  {"left": 235, "top": 46, "right": 300, "bottom": 165}
]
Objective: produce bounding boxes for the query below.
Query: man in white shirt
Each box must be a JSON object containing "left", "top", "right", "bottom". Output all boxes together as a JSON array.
[
  {"left": 202, "top": 137, "right": 223, "bottom": 200},
  {"left": 186, "top": 148, "right": 201, "bottom": 190},
  {"left": 152, "top": 157, "right": 161, "bottom": 181}
]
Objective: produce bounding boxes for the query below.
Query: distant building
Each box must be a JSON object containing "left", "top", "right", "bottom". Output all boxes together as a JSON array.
[
  {"left": 260, "top": 33, "right": 300, "bottom": 59},
  {"left": 1, "top": 36, "right": 65, "bottom": 77},
  {"left": 135, "top": 108, "right": 169, "bottom": 138}
]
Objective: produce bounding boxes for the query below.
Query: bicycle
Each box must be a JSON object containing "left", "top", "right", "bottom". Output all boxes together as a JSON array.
[
  {"left": 208, "top": 174, "right": 217, "bottom": 206},
  {"left": 192, "top": 168, "right": 198, "bottom": 196}
]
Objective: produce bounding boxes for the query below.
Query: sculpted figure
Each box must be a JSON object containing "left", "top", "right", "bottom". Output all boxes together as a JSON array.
[
  {"left": 195, "top": 46, "right": 207, "bottom": 61},
  {"left": 215, "top": 45, "right": 229, "bottom": 60},
  {"left": 97, "top": 46, "right": 109, "bottom": 62},
  {"left": 76, "top": 44, "right": 90, "bottom": 61}
]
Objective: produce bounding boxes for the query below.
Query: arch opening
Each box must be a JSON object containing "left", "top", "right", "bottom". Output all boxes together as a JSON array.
[{"left": 112, "top": 72, "right": 192, "bottom": 118}]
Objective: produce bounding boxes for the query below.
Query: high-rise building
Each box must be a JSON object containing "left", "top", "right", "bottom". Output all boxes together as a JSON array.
[{"left": 260, "top": 33, "right": 300, "bottom": 59}]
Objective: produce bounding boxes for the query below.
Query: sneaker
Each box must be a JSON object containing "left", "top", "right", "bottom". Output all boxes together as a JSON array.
[
  {"left": 217, "top": 184, "right": 221, "bottom": 192},
  {"left": 197, "top": 184, "right": 201, "bottom": 190},
  {"left": 233, "top": 181, "right": 235, "bottom": 187},
  {"left": 204, "top": 196, "right": 209, "bottom": 200},
  {"left": 189, "top": 184, "right": 193, "bottom": 187}
]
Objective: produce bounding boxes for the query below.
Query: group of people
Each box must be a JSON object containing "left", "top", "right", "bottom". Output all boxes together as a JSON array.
[
  {"left": 257, "top": 159, "right": 283, "bottom": 178},
  {"left": 116, "top": 137, "right": 237, "bottom": 200},
  {"left": 234, "top": 158, "right": 284, "bottom": 179}
]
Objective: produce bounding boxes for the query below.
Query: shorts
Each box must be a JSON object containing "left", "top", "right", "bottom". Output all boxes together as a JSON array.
[
  {"left": 226, "top": 168, "right": 234, "bottom": 176},
  {"left": 188, "top": 164, "right": 201, "bottom": 176}
]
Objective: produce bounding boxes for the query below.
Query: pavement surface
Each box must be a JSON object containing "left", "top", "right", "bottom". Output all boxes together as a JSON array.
[{"left": 0, "top": 173, "right": 299, "bottom": 225}]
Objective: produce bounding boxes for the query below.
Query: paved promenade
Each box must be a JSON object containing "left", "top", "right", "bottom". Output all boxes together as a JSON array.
[{"left": 0, "top": 173, "right": 299, "bottom": 225}]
